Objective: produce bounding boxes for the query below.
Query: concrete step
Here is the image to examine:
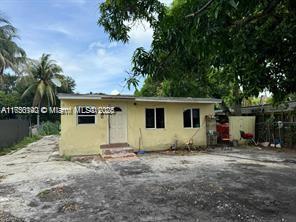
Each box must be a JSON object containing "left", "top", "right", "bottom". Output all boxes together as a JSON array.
[
  {"left": 102, "top": 152, "right": 137, "bottom": 160},
  {"left": 100, "top": 143, "right": 129, "bottom": 148},
  {"left": 101, "top": 146, "right": 136, "bottom": 160},
  {"left": 101, "top": 147, "right": 134, "bottom": 155}
]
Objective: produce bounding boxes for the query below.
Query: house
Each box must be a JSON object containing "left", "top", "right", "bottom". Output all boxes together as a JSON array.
[{"left": 57, "top": 93, "right": 221, "bottom": 156}]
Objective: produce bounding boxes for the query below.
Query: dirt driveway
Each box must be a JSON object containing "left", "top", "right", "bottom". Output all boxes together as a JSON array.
[{"left": 1, "top": 136, "right": 296, "bottom": 222}]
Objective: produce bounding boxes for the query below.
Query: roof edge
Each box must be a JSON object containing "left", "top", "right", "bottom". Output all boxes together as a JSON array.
[{"left": 57, "top": 93, "right": 222, "bottom": 104}]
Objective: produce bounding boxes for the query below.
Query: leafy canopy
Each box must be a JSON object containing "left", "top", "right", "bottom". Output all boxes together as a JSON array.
[
  {"left": 99, "top": 0, "right": 296, "bottom": 104},
  {"left": 0, "top": 14, "right": 26, "bottom": 77},
  {"left": 21, "top": 54, "right": 64, "bottom": 106}
]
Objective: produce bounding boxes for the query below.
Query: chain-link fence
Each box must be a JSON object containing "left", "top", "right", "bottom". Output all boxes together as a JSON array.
[{"left": 256, "top": 121, "right": 296, "bottom": 148}]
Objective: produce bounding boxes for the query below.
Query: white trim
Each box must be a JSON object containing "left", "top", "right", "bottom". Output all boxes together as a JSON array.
[
  {"left": 136, "top": 98, "right": 221, "bottom": 104},
  {"left": 76, "top": 105, "right": 96, "bottom": 125},
  {"left": 183, "top": 108, "right": 200, "bottom": 129},
  {"left": 57, "top": 94, "right": 222, "bottom": 104},
  {"left": 145, "top": 107, "right": 166, "bottom": 129}
]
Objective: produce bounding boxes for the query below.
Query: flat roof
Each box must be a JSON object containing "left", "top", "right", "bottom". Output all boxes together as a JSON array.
[{"left": 57, "top": 93, "right": 222, "bottom": 104}]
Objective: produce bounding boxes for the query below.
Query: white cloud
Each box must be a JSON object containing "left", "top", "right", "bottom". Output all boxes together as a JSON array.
[
  {"left": 129, "top": 21, "right": 153, "bottom": 48},
  {"left": 88, "top": 41, "right": 119, "bottom": 51},
  {"left": 110, "top": 89, "right": 120, "bottom": 95},
  {"left": 52, "top": 0, "right": 87, "bottom": 8},
  {"left": 36, "top": 24, "right": 73, "bottom": 37}
]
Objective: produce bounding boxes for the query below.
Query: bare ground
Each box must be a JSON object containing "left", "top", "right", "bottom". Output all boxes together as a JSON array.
[{"left": 1, "top": 136, "right": 296, "bottom": 222}]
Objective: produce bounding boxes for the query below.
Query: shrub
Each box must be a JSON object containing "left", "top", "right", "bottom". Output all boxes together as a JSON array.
[{"left": 39, "top": 121, "right": 60, "bottom": 135}]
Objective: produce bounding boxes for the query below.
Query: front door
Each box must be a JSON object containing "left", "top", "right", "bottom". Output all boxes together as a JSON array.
[{"left": 109, "top": 106, "right": 127, "bottom": 143}]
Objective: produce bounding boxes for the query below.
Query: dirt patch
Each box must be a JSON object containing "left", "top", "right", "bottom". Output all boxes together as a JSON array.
[
  {"left": 37, "top": 185, "right": 73, "bottom": 202},
  {"left": 71, "top": 155, "right": 102, "bottom": 163},
  {"left": 180, "top": 160, "right": 191, "bottom": 164},
  {"left": 160, "top": 149, "right": 206, "bottom": 156},
  {"left": 58, "top": 202, "right": 80, "bottom": 213},
  {"left": 0, "top": 210, "right": 24, "bottom": 222},
  {"left": 112, "top": 161, "right": 152, "bottom": 176},
  {"left": 0, "top": 184, "right": 16, "bottom": 196},
  {"left": 235, "top": 163, "right": 266, "bottom": 168},
  {"left": 0, "top": 175, "right": 6, "bottom": 182},
  {"left": 224, "top": 159, "right": 237, "bottom": 162},
  {"left": 282, "top": 159, "right": 296, "bottom": 164}
]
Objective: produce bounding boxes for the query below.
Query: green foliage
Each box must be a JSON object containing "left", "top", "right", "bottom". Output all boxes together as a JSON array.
[
  {"left": 58, "top": 76, "right": 76, "bottom": 94},
  {"left": 98, "top": 0, "right": 166, "bottom": 43},
  {"left": 21, "top": 54, "right": 63, "bottom": 107},
  {"left": 99, "top": 0, "right": 296, "bottom": 110},
  {"left": 38, "top": 121, "right": 60, "bottom": 136},
  {"left": 0, "top": 135, "right": 41, "bottom": 156},
  {"left": 0, "top": 90, "right": 20, "bottom": 107},
  {"left": 0, "top": 14, "right": 26, "bottom": 76},
  {"left": 63, "top": 155, "right": 71, "bottom": 161}
]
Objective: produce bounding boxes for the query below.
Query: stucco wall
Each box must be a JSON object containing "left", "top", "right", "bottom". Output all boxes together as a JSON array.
[
  {"left": 229, "top": 116, "right": 256, "bottom": 144},
  {"left": 59, "top": 99, "right": 215, "bottom": 156},
  {"left": 128, "top": 102, "right": 214, "bottom": 151}
]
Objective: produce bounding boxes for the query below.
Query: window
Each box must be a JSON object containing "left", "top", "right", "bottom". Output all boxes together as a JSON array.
[
  {"left": 145, "top": 108, "right": 165, "bottom": 128},
  {"left": 183, "top": 108, "right": 200, "bottom": 128},
  {"left": 77, "top": 106, "right": 96, "bottom": 124},
  {"left": 114, "top": 107, "right": 122, "bottom": 112}
]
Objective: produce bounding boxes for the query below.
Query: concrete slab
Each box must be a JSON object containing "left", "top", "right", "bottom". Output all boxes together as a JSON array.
[{"left": 1, "top": 136, "right": 296, "bottom": 221}]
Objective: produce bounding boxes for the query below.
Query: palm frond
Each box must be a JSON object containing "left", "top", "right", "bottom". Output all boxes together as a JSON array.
[{"left": 21, "top": 82, "right": 37, "bottom": 99}]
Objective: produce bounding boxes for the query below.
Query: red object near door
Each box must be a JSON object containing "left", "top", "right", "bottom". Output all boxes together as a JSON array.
[{"left": 216, "top": 123, "right": 229, "bottom": 141}]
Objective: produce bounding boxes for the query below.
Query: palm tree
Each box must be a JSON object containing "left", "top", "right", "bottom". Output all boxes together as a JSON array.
[
  {"left": 0, "top": 15, "right": 26, "bottom": 79},
  {"left": 21, "top": 54, "right": 63, "bottom": 127}
]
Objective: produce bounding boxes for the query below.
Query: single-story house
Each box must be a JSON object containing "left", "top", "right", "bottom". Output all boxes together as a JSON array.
[{"left": 57, "top": 93, "right": 221, "bottom": 156}]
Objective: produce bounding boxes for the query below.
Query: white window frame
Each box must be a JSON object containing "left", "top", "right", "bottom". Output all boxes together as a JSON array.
[
  {"left": 76, "top": 106, "right": 96, "bottom": 125},
  {"left": 145, "top": 108, "right": 165, "bottom": 129},
  {"left": 183, "top": 108, "right": 200, "bottom": 128}
]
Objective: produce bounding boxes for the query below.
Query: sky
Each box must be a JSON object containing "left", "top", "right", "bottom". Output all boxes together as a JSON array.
[{"left": 1, "top": 0, "right": 172, "bottom": 95}]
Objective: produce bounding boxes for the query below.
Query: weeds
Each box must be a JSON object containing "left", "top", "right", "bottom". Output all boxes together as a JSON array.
[
  {"left": 38, "top": 121, "right": 60, "bottom": 136},
  {"left": 0, "top": 135, "right": 41, "bottom": 156},
  {"left": 63, "top": 155, "right": 71, "bottom": 161}
]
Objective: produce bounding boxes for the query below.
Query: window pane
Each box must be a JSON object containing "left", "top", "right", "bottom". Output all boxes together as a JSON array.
[
  {"left": 192, "top": 109, "right": 200, "bottom": 128},
  {"left": 156, "top": 108, "right": 165, "bottom": 128},
  {"left": 114, "top": 107, "right": 122, "bottom": 112},
  {"left": 145, "top": 109, "right": 155, "bottom": 128},
  {"left": 78, "top": 116, "right": 95, "bottom": 124},
  {"left": 183, "top": 109, "right": 191, "bottom": 127}
]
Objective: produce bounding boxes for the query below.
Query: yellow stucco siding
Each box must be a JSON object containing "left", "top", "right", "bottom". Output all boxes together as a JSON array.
[
  {"left": 127, "top": 102, "right": 214, "bottom": 151},
  {"left": 59, "top": 99, "right": 215, "bottom": 156}
]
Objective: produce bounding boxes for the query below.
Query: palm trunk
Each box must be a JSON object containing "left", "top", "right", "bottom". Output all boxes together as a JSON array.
[{"left": 37, "top": 103, "right": 40, "bottom": 128}]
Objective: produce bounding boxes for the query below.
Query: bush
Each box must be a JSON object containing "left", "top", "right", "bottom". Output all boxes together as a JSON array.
[{"left": 39, "top": 121, "right": 60, "bottom": 135}]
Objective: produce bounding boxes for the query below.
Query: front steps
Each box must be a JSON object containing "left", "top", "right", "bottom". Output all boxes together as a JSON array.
[{"left": 100, "top": 144, "right": 137, "bottom": 160}]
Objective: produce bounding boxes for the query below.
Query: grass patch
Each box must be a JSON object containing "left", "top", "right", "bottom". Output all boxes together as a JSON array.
[
  {"left": 37, "top": 185, "right": 73, "bottom": 202},
  {"left": 0, "top": 135, "right": 41, "bottom": 156},
  {"left": 63, "top": 155, "right": 72, "bottom": 161}
]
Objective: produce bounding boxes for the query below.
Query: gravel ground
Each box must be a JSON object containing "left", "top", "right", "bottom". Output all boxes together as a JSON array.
[{"left": 1, "top": 136, "right": 296, "bottom": 221}]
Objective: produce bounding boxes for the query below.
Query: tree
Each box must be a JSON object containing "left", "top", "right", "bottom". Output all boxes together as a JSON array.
[
  {"left": 99, "top": 0, "right": 296, "bottom": 115},
  {"left": 0, "top": 15, "right": 26, "bottom": 79},
  {"left": 0, "top": 73, "right": 18, "bottom": 93},
  {"left": 57, "top": 75, "right": 76, "bottom": 94},
  {"left": 21, "top": 54, "right": 64, "bottom": 127}
]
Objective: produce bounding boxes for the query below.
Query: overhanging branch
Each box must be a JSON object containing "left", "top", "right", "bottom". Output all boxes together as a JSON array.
[{"left": 185, "top": 0, "right": 214, "bottom": 18}]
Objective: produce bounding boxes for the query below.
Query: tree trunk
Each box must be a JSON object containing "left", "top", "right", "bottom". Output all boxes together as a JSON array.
[
  {"left": 233, "top": 76, "right": 242, "bottom": 116},
  {"left": 37, "top": 103, "right": 40, "bottom": 128},
  {"left": 233, "top": 100, "right": 242, "bottom": 116}
]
